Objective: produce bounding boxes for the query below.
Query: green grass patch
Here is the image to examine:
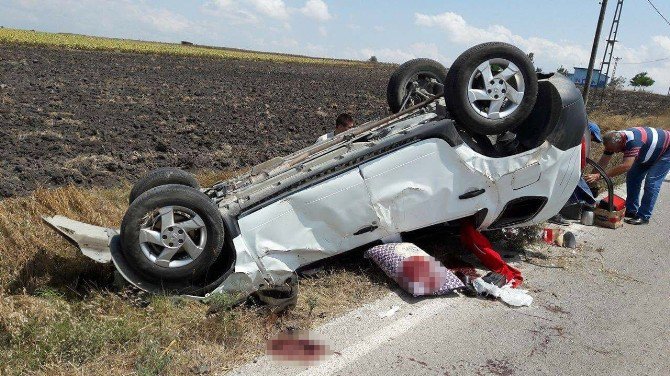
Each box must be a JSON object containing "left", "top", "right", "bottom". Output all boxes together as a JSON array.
[{"left": 0, "top": 28, "right": 370, "bottom": 66}]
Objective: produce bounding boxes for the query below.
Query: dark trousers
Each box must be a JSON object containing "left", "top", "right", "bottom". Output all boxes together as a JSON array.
[{"left": 626, "top": 151, "right": 670, "bottom": 220}]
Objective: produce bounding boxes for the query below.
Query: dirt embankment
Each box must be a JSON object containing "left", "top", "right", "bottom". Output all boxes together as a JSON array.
[
  {"left": 0, "top": 45, "right": 394, "bottom": 197},
  {"left": 587, "top": 88, "right": 670, "bottom": 117}
]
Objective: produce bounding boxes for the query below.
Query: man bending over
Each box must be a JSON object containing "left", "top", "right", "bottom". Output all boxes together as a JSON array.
[{"left": 585, "top": 127, "right": 670, "bottom": 225}]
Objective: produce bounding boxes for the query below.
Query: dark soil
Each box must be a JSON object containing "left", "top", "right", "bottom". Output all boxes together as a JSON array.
[
  {"left": 2, "top": 44, "right": 667, "bottom": 198},
  {"left": 587, "top": 88, "right": 670, "bottom": 116},
  {"left": 0, "top": 44, "right": 394, "bottom": 197}
]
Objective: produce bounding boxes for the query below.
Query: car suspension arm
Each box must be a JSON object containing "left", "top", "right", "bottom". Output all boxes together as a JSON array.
[{"left": 283, "top": 94, "right": 442, "bottom": 169}]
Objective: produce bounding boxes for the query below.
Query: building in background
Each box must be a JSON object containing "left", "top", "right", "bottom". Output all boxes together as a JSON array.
[{"left": 567, "top": 67, "right": 609, "bottom": 88}]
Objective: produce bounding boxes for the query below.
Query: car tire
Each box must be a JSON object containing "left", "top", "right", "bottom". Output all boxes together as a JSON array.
[
  {"left": 120, "top": 184, "right": 225, "bottom": 282},
  {"left": 128, "top": 167, "right": 200, "bottom": 204},
  {"left": 444, "top": 42, "right": 538, "bottom": 135},
  {"left": 387, "top": 58, "right": 448, "bottom": 113}
]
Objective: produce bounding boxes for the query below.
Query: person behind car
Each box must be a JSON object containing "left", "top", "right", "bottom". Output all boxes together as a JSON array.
[
  {"left": 585, "top": 127, "right": 670, "bottom": 225},
  {"left": 549, "top": 121, "right": 603, "bottom": 225},
  {"left": 588, "top": 121, "right": 603, "bottom": 144},
  {"left": 316, "top": 113, "right": 355, "bottom": 143}
]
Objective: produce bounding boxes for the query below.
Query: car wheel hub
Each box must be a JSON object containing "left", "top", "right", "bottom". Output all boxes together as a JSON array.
[
  {"left": 161, "top": 226, "right": 186, "bottom": 248},
  {"left": 138, "top": 205, "right": 208, "bottom": 268},
  {"left": 467, "top": 58, "right": 525, "bottom": 120}
]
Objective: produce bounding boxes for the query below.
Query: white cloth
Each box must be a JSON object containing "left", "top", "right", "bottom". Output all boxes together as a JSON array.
[
  {"left": 315, "top": 132, "right": 334, "bottom": 144},
  {"left": 472, "top": 278, "right": 533, "bottom": 307}
]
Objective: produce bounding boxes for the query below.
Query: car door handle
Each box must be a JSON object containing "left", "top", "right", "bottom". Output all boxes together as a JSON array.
[
  {"left": 459, "top": 189, "right": 486, "bottom": 200},
  {"left": 353, "top": 225, "right": 378, "bottom": 235}
]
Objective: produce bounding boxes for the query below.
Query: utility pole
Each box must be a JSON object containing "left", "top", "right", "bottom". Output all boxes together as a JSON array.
[
  {"left": 583, "top": 0, "right": 609, "bottom": 106},
  {"left": 598, "top": 0, "right": 625, "bottom": 101},
  {"left": 610, "top": 57, "right": 621, "bottom": 81},
  {"left": 602, "top": 56, "right": 621, "bottom": 96},
  {"left": 600, "top": 57, "right": 621, "bottom": 101}
]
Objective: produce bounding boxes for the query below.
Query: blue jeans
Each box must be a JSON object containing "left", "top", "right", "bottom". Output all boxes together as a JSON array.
[{"left": 626, "top": 151, "right": 670, "bottom": 220}]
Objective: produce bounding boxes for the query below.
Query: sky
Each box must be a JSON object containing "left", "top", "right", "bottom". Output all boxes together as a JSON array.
[{"left": 3, "top": 0, "right": 670, "bottom": 93}]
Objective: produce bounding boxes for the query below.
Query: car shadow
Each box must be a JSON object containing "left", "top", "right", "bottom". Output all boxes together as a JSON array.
[{"left": 7, "top": 248, "right": 114, "bottom": 299}]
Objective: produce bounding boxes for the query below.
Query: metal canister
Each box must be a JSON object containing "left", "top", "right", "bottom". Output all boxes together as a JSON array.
[{"left": 580, "top": 204, "right": 595, "bottom": 226}]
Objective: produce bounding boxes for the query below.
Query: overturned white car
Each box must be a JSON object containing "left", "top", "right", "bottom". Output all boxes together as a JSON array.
[{"left": 45, "top": 42, "right": 589, "bottom": 297}]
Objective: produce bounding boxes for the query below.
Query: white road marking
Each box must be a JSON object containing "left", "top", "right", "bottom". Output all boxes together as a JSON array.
[{"left": 297, "top": 298, "right": 450, "bottom": 376}]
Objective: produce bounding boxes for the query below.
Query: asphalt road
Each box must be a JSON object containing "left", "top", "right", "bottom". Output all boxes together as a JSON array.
[{"left": 231, "top": 184, "right": 670, "bottom": 376}]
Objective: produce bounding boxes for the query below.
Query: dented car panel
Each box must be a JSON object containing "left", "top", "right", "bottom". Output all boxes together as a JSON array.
[
  {"left": 238, "top": 168, "right": 385, "bottom": 259},
  {"left": 232, "top": 139, "right": 581, "bottom": 287},
  {"left": 360, "top": 139, "right": 489, "bottom": 232},
  {"left": 44, "top": 73, "right": 588, "bottom": 298}
]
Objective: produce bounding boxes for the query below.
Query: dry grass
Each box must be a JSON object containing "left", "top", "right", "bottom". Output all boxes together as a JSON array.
[
  {"left": 195, "top": 169, "right": 247, "bottom": 188},
  {"left": 0, "top": 186, "right": 128, "bottom": 291},
  {"left": 586, "top": 110, "right": 670, "bottom": 187},
  {"left": 0, "top": 179, "right": 389, "bottom": 375},
  {"left": 0, "top": 28, "right": 371, "bottom": 67},
  {"left": 589, "top": 109, "right": 670, "bottom": 133}
]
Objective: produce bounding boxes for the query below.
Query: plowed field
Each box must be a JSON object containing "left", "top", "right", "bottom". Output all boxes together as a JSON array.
[{"left": 0, "top": 44, "right": 394, "bottom": 197}]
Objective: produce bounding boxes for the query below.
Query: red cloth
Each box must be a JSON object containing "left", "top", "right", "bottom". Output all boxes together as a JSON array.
[{"left": 460, "top": 222, "right": 523, "bottom": 287}]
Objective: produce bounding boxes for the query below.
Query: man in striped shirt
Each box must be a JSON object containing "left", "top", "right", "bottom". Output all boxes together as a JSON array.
[{"left": 585, "top": 127, "right": 670, "bottom": 225}]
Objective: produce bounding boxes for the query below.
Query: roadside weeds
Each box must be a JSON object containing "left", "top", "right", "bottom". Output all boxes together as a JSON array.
[{"left": 0, "top": 181, "right": 390, "bottom": 375}]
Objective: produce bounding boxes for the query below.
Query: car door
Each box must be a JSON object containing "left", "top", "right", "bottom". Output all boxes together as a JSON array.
[
  {"left": 237, "top": 168, "right": 387, "bottom": 270},
  {"left": 359, "top": 138, "right": 491, "bottom": 233}
]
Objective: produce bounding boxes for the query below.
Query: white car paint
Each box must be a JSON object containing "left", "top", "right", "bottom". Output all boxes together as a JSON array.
[{"left": 217, "top": 138, "right": 581, "bottom": 294}]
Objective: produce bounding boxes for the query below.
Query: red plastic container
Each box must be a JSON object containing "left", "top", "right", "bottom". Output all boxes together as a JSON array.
[{"left": 598, "top": 194, "right": 626, "bottom": 212}]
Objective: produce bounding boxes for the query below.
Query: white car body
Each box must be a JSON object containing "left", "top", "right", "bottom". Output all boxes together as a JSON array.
[
  {"left": 225, "top": 139, "right": 579, "bottom": 293},
  {"left": 45, "top": 73, "right": 588, "bottom": 297}
]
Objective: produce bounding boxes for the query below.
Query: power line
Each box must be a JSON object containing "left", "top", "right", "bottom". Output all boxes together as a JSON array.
[
  {"left": 609, "top": 1, "right": 670, "bottom": 68},
  {"left": 646, "top": 0, "right": 670, "bottom": 27},
  {"left": 619, "top": 56, "right": 670, "bottom": 64}
]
